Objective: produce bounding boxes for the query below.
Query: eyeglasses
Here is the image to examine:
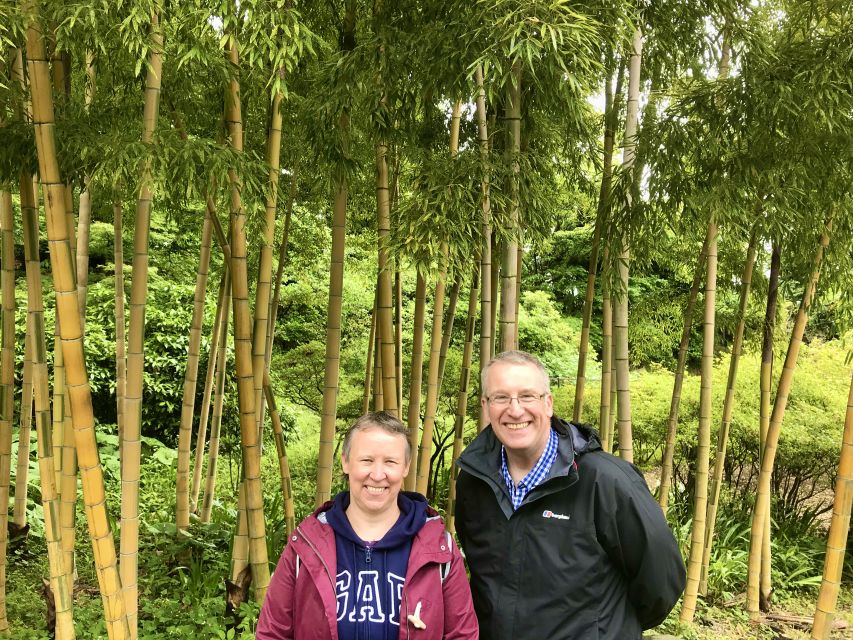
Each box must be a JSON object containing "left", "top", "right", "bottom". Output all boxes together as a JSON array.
[{"left": 486, "top": 393, "right": 547, "bottom": 407}]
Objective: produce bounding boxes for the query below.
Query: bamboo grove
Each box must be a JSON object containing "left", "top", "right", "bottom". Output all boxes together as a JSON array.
[{"left": 0, "top": 0, "right": 851, "bottom": 638}]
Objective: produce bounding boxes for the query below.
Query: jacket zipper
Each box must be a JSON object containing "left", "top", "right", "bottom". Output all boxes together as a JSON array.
[{"left": 295, "top": 525, "right": 336, "bottom": 590}]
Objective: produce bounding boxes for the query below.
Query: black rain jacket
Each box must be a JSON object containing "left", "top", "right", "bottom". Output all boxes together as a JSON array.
[{"left": 455, "top": 417, "right": 686, "bottom": 640}]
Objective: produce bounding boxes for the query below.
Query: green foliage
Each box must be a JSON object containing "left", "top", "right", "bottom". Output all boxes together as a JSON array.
[{"left": 518, "top": 289, "right": 583, "bottom": 380}]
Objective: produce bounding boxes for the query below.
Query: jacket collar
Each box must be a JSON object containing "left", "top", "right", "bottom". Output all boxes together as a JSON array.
[{"left": 456, "top": 416, "right": 596, "bottom": 519}]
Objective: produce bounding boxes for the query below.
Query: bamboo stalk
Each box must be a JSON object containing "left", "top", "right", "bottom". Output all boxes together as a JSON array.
[
  {"left": 0, "top": 189, "right": 15, "bottom": 635},
  {"left": 701, "top": 229, "right": 758, "bottom": 593},
  {"left": 191, "top": 270, "right": 227, "bottom": 513},
  {"left": 394, "top": 270, "right": 403, "bottom": 413},
  {"left": 658, "top": 231, "right": 710, "bottom": 512},
  {"left": 747, "top": 219, "right": 831, "bottom": 618},
  {"left": 810, "top": 370, "right": 853, "bottom": 639},
  {"left": 613, "top": 28, "right": 643, "bottom": 463},
  {"left": 574, "top": 57, "right": 622, "bottom": 423},
  {"left": 21, "top": 175, "right": 75, "bottom": 638},
  {"left": 25, "top": 7, "right": 130, "bottom": 633},
  {"left": 120, "top": 13, "right": 163, "bottom": 632},
  {"left": 759, "top": 241, "right": 780, "bottom": 608},
  {"left": 415, "top": 248, "right": 448, "bottom": 495},
  {"left": 252, "top": 78, "right": 286, "bottom": 434},
  {"left": 404, "top": 272, "right": 426, "bottom": 490},
  {"left": 176, "top": 212, "right": 213, "bottom": 530},
  {"left": 12, "top": 329, "right": 34, "bottom": 527},
  {"left": 263, "top": 373, "right": 295, "bottom": 537},
  {"left": 375, "top": 132, "right": 398, "bottom": 415},
  {"left": 363, "top": 287, "right": 378, "bottom": 416},
  {"left": 436, "top": 276, "right": 461, "bottom": 394},
  {"left": 315, "top": 0, "right": 355, "bottom": 501},
  {"left": 499, "top": 62, "right": 521, "bottom": 352},
  {"left": 446, "top": 266, "right": 479, "bottom": 534},
  {"left": 75, "top": 52, "right": 96, "bottom": 331},
  {"left": 680, "top": 218, "right": 718, "bottom": 623},
  {"left": 201, "top": 274, "right": 231, "bottom": 524},
  {"left": 263, "top": 169, "right": 297, "bottom": 386},
  {"left": 224, "top": 32, "right": 270, "bottom": 602},
  {"left": 475, "top": 65, "right": 492, "bottom": 402},
  {"left": 599, "top": 247, "right": 613, "bottom": 453},
  {"left": 114, "top": 199, "right": 126, "bottom": 453}
]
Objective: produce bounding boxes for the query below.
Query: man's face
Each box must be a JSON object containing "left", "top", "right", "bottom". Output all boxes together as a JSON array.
[{"left": 481, "top": 361, "right": 554, "bottom": 462}]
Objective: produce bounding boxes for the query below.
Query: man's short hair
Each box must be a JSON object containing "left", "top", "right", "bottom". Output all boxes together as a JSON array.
[
  {"left": 342, "top": 411, "right": 411, "bottom": 463},
  {"left": 480, "top": 350, "right": 551, "bottom": 398}
]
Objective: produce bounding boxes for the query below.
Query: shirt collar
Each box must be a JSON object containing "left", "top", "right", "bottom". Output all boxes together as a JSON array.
[{"left": 500, "top": 428, "right": 559, "bottom": 510}]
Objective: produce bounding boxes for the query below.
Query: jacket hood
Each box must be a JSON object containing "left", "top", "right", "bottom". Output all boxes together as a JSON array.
[{"left": 323, "top": 490, "right": 428, "bottom": 548}]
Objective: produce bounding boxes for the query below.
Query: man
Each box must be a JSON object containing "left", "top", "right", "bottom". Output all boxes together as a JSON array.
[{"left": 455, "top": 350, "right": 685, "bottom": 640}]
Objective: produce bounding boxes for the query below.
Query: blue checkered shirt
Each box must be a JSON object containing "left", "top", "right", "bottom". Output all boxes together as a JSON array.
[{"left": 500, "top": 428, "right": 559, "bottom": 510}]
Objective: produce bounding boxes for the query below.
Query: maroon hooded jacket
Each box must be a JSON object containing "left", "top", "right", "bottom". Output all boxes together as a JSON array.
[{"left": 256, "top": 501, "right": 479, "bottom": 640}]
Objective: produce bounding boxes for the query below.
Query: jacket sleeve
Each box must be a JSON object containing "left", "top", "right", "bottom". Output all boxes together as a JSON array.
[
  {"left": 255, "top": 543, "right": 297, "bottom": 639},
  {"left": 442, "top": 537, "right": 480, "bottom": 640},
  {"left": 593, "top": 460, "right": 686, "bottom": 629}
]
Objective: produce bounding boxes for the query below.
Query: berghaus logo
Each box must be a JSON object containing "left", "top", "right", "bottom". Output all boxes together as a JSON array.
[{"left": 542, "top": 510, "right": 570, "bottom": 520}]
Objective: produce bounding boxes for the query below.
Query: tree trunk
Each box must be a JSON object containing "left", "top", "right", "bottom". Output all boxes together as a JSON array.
[
  {"left": 613, "top": 28, "right": 643, "bottom": 463},
  {"left": 224, "top": 33, "right": 270, "bottom": 603},
  {"left": 315, "top": 0, "right": 355, "bottom": 505},
  {"left": 747, "top": 220, "right": 831, "bottom": 619},
  {"left": 759, "top": 241, "right": 781, "bottom": 608},
  {"left": 21, "top": 175, "right": 75, "bottom": 639},
  {"left": 658, "top": 230, "right": 710, "bottom": 512},
  {"left": 404, "top": 272, "right": 427, "bottom": 490},
  {"left": 680, "top": 219, "right": 718, "bottom": 623},
  {"left": 176, "top": 212, "right": 213, "bottom": 530},
  {"left": 499, "top": 61, "right": 521, "bottom": 352},
  {"left": 24, "top": 9, "right": 130, "bottom": 635},
  {"left": 446, "top": 266, "right": 479, "bottom": 534},
  {"left": 810, "top": 370, "right": 853, "bottom": 639},
  {"left": 701, "top": 228, "right": 758, "bottom": 594}
]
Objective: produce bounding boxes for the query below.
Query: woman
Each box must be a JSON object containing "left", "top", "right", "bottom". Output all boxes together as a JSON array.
[{"left": 256, "top": 411, "right": 478, "bottom": 639}]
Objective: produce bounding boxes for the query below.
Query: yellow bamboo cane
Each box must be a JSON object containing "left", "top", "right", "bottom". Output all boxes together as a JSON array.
[
  {"left": 446, "top": 267, "right": 480, "bottom": 534},
  {"left": 176, "top": 212, "right": 213, "bottom": 530},
  {"left": 24, "top": 6, "right": 130, "bottom": 635},
  {"left": 475, "top": 64, "right": 492, "bottom": 411},
  {"left": 0, "top": 189, "right": 15, "bottom": 635},
  {"left": 810, "top": 370, "right": 853, "bottom": 639},
  {"left": 22, "top": 174, "right": 75, "bottom": 639},
  {"left": 747, "top": 219, "right": 831, "bottom": 619},
  {"left": 224, "top": 32, "right": 270, "bottom": 602},
  {"left": 681, "top": 219, "right": 718, "bottom": 623}
]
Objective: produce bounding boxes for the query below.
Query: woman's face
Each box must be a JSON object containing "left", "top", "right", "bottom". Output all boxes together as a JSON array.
[{"left": 341, "top": 427, "right": 410, "bottom": 519}]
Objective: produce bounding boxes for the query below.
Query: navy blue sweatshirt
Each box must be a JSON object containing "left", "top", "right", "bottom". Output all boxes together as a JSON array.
[{"left": 325, "top": 491, "right": 428, "bottom": 640}]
